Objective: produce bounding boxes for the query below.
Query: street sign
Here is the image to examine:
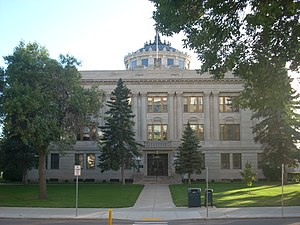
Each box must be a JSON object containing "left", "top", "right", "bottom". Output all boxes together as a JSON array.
[{"left": 74, "top": 165, "right": 81, "bottom": 176}]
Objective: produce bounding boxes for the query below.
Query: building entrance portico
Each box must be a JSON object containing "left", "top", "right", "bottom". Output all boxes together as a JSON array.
[{"left": 147, "top": 153, "right": 168, "bottom": 176}]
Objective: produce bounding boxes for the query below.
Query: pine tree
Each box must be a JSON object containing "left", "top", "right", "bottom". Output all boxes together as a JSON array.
[
  {"left": 98, "top": 78, "right": 141, "bottom": 184},
  {"left": 240, "top": 162, "right": 256, "bottom": 188},
  {"left": 175, "top": 122, "right": 204, "bottom": 184}
]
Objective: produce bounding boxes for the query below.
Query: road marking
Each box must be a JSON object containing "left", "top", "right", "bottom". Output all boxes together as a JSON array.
[{"left": 133, "top": 222, "right": 168, "bottom": 225}]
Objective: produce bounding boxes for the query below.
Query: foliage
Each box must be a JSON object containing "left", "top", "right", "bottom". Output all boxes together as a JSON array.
[
  {"left": 240, "top": 162, "right": 256, "bottom": 187},
  {"left": 151, "top": 0, "right": 300, "bottom": 179},
  {"left": 98, "top": 78, "right": 141, "bottom": 184},
  {"left": 1, "top": 134, "right": 37, "bottom": 182},
  {"left": 1, "top": 41, "right": 103, "bottom": 198},
  {"left": 174, "top": 122, "right": 203, "bottom": 184}
]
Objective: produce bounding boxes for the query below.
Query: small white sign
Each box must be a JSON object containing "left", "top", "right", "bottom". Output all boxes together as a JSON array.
[{"left": 74, "top": 165, "right": 81, "bottom": 176}]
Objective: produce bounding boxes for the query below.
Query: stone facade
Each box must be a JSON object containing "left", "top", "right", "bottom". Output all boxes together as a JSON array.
[{"left": 27, "top": 35, "right": 263, "bottom": 183}]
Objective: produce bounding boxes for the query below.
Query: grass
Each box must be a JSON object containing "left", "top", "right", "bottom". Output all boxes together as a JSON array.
[
  {"left": 170, "top": 182, "right": 300, "bottom": 207},
  {"left": 0, "top": 183, "right": 143, "bottom": 208}
]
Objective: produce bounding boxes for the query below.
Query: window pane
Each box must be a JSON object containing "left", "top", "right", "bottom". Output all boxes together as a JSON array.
[
  {"left": 162, "top": 97, "right": 167, "bottom": 112},
  {"left": 198, "top": 97, "right": 203, "bottom": 112},
  {"left": 189, "top": 97, "right": 197, "bottom": 112},
  {"left": 233, "top": 153, "right": 242, "bottom": 169},
  {"left": 153, "top": 125, "right": 161, "bottom": 140},
  {"left": 75, "top": 154, "right": 84, "bottom": 167},
  {"left": 179, "top": 60, "right": 184, "bottom": 69},
  {"left": 162, "top": 125, "right": 168, "bottom": 140},
  {"left": 220, "top": 124, "right": 240, "bottom": 141},
  {"left": 147, "top": 97, "right": 153, "bottom": 112},
  {"left": 147, "top": 125, "right": 153, "bottom": 140},
  {"left": 131, "top": 60, "right": 137, "bottom": 69},
  {"left": 183, "top": 97, "right": 188, "bottom": 112},
  {"left": 221, "top": 153, "right": 230, "bottom": 169},
  {"left": 87, "top": 154, "right": 95, "bottom": 169},
  {"left": 167, "top": 58, "right": 174, "bottom": 66},
  {"left": 142, "top": 58, "right": 148, "bottom": 67},
  {"left": 51, "top": 153, "right": 59, "bottom": 169},
  {"left": 154, "top": 97, "right": 161, "bottom": 113}
]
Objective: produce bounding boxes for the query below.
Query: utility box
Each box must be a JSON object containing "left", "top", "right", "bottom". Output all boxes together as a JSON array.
[
  {"left": 188, "top": 188, "right": 201, "bottom": 207},
  {"left": 204, "top": 189, "right": 213, "bottom": 207}
]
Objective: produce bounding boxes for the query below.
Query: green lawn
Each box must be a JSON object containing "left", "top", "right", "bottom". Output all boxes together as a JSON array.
[
  {"left": 170, "top": 182, "right": 300, "bottom": 207},
  {"left": 0, "top": 183, "right": 143, "bottom": 208}
]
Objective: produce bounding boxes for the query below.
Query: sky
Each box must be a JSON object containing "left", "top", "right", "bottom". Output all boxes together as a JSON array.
[
  {"left": 0, "top": 0, "right": 201, "bottom": 70},
  {"left": 0, "top": 0, "right": 298, "bottom": 89}
]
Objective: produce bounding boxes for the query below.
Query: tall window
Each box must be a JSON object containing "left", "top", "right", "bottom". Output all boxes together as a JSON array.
[
  {"left": 86, "top": 154, "right": 96, "bottom": 169},
  {"left": 189, "top": 124, "right": 204, "bottom": 141},
  {"left": 220, "top": 124, "right": 240, "bottom": 141},
  {"left": 131, "top": 60, "right": 137, "bottom": 69},
  {"left": 147, "top": 96, "right": 167, "bottom": 113},
  {"left": 219, "top": 96, "right": 239, "bottom": 112},
  {"left": 51, "top": 153, "right": 59, "bottom": 169},
  {"left": 167, "top": 58, "right": 174, "bottom": 66},
  {"left": 179, "top": 60, "right": 184, "bottom": 69},
  {"left": 221, "top": 153, "right": 230, "bottom": 169},
  {"left": 142, "top": 58, "right": 148, "bottom": 67},
  {"left": 75, "top": 153, "right": 84, "bottom": 167},
  {"left": 257, "top": 153, "right": 263, "bottom": 169},
  {"left": 183, "top": 96, "right": 203, "bottom": 113},
  {"left": 147, "top": 124, "right": 168, "bottom": 140},
  {"left": 233, "top": 153, "right": 242, "bottom": 169}
]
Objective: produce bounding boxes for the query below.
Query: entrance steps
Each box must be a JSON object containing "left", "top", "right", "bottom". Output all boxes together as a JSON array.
[{"left": 133, "top": 174, "right": 181, "bottom": 184}]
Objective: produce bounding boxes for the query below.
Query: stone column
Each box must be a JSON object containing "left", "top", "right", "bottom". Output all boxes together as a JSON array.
[
  {"left": 131, "top": 93, "right": 138, "bottom": 139},
  {"left": 140, "top": 93, "right": 147, "bottom": 141},
  {"left": 176, "top": 92, "right": 183, "bottom": 140},
  {"left": 212, "top": 92, "right": 220, "bottom": 141},
  {"left": 168, "top": 93, "right": 175, "bottom": 140},
  {"left": 203, "top": 92, "right": 211, "bottom": 141}
]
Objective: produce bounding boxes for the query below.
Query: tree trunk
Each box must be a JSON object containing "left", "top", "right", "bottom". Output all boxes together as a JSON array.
[
  {"left": 22, "top": 170, "right": 28, "bottom": 185},
  {"left": 38, "top": 151, "right": 47, "bottom": 199},
  {"left": 284, "top": 164, "right": 288, "bottom": 184},
  {"left": 188, "top": 173, "right": 191, "bottom": 184},
  {"left": 121, "top": 164, "right": 125, "bottom": 185}
]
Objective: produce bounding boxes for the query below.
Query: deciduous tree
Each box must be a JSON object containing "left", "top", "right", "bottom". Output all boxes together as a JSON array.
[
  {"left": 151, "top": 0, "right": 300, "bottom": 181},
  {"left": 2, "top": 42, "right": 102, "bottom": 198}
]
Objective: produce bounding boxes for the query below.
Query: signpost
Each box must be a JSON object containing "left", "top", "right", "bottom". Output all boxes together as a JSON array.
[{"left": 74, "top": 165, "right": 81, "bottom": 217}]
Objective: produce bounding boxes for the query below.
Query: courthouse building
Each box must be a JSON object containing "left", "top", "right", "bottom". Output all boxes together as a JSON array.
[{"left": 28, "top": 35, "right": 263, "bottom": 183}]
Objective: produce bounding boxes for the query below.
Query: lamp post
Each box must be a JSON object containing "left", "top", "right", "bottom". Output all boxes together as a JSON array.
[{"left": 137, "top": 156, "right": 141, "bottom": 173}]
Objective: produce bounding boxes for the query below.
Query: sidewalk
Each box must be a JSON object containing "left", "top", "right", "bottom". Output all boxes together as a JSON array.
[{"left": 0, "top": 184, "right": 299, "bottom": 221}]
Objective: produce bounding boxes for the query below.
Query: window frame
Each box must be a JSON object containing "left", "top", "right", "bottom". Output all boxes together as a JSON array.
[
  {"left": 219, "top": 96, "right": 239, "bottom": 113},
  {"left": 183, "top": 96, "right": 203, "bottom": 113},
  {"left": 187, "top": 123, "right": 204, "bottom": 141},
  {"left": 233, "top": 153, "right": 242, "bottom": 169},
  {"left": 50, "top": 153, "right": 59, "bottom": 170},
  {"left": 220, "top": 124, "right": 240, "bottom": 141},
  {"left": 147, "top": 124, "right": 168, "bottom": 140},
  {"left": 86, "top": 153, "right": 96, "bottom": 170},
  {"left": 221, "top": 153, "right": 230, "bottom": 169},
  {"left": 147, "top": 96, "right": 168, "bottom": 113}
]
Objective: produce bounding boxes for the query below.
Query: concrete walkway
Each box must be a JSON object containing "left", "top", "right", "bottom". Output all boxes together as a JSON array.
[{"left": 0, "top": 184, "right": 300, "bottom": 221}]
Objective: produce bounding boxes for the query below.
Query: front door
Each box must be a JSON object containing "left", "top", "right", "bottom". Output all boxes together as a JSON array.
[{"left": 147, "top": 153, "right": 168, "bottom": 176}]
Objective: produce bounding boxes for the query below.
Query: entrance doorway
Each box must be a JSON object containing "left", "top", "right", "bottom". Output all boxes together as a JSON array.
[{"left": 147, "top": 153, "right": 168, "bottom": 176}]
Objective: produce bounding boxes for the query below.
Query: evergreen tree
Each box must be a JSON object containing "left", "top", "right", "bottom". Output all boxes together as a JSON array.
[
  {"left": 175, "top": 122, "right": 204, "bottom": 184},
  {"left": 98, "top": 78, "right": 141, "bottom": 184},
  {"left": 240, "top": 162, "right": 256, "bottom": 188}
]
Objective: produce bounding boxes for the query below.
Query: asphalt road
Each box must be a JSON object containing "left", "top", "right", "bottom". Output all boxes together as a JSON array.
[{"left": 0, "top": 218, "right": 300, "bottom": 225}]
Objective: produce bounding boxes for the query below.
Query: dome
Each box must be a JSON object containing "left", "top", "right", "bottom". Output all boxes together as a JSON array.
[
  {"left": 138, "top": 34, "right": 177, "bottom": 52},
  {"left": 124, "top": 33, "right": 191, "bottom": 70}
]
